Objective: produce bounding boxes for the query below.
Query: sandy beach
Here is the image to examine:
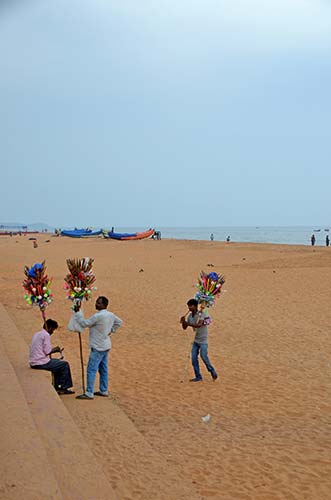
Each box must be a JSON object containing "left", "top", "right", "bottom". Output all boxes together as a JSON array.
[{"left": 1, "top": 235, "right": 331, "bottom": 500}]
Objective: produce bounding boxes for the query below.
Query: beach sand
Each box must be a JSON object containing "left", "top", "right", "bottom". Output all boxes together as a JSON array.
[{"left": 1, "top": 235, "right": 331, "bottom": 499}]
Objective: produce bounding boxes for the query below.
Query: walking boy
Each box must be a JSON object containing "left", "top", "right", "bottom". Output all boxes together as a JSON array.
[{"left": 180, "top": 299, "right": 218, "bottom": 382}]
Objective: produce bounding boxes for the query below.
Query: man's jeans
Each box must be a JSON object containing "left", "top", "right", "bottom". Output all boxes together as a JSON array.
[
  {"left": 86, "top": 348, "right": 109, "bottom": 398},
  {"left": 31, "top": 359, "right": 73, "bottom": 390},
  {"left": 191, "top": 342, "right": 217, "bottom": 380}
]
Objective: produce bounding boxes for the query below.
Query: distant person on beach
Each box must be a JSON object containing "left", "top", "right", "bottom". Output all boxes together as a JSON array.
[
  {"left": 210, "top": 233, "right": 214, "bottom": 241},
  {"left": 152, "top": 230, "right": 161, "bottom": 240},
  {"left": 326, "top": 235, "right": 329, "bottom": 247},
  {"left": 74, "top": 296, "right": 123, "bottom": 400},
  {"left": 226, "top": 235, "right": 230, "bottom": 242},
  {"left": 311, "top": 234, "right": 316, "bottom": 246},
  {"left": 29, "top": 319, "right": 74, "bottom": 395},
  {"left": 180, "top": 299, "right": 218, "bottom": 382}
]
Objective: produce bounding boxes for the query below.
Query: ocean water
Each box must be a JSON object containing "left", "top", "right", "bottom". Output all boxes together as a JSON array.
[{"left": 114, "top": 226, "right": 330, "bottom": 246}]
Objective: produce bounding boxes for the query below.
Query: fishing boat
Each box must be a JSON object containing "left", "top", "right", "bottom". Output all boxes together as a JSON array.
[
  {"left": 61, "top": 228, "right": 102, "bottom": 238},
  {"left": 106, "top": 228, "right": 155, "bottom": 241}
]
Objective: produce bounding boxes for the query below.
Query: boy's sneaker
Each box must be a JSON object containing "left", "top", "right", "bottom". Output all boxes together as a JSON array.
[
  {"left": 211, "top": 372, "right": 218, "bottom": 381},
  {"left": 189, "top": 377, "right": 202, "bottom": 382}
]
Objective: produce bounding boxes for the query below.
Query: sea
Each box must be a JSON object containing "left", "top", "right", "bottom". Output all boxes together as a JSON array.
[
  {"left": 113, "top": 226, "right": 330, "bottom": 246},
  {"left": 4, "top": 224, "right": 329, "bottom": 246}
]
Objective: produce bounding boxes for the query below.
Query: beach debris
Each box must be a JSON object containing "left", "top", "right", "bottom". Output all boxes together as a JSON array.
[
  {"left": 23, "top": 261, "right": 53, "bottom": 320},
  {"left": 207, "top": 263, "right": 214, "bottom": 267},
  {"left": 139, "top": 268, "right": 144, "bottom": 272},
  {"left": 33, "top": 241, "right": 38, "bottom": 248},
  {"left": 242, "top": 257, "right": 246, "bottom": 261},
  {"left": 201, "top": 414, "right": 211, "bottom": 423},
  {"left": 45, "top": 239, "right": 50, "bottom": 243}
]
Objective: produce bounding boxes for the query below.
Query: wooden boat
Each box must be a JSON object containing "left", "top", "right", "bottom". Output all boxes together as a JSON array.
[
  {"left": 106, "top": 229, "right": 155, "bottom": 241},
  {"left": 61, "top": 229, "right": 102, "bottom": 238}
]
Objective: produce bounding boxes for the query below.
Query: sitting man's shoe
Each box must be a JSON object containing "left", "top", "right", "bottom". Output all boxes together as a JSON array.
[
  {"left": 189, "top": 377, "right": 202, "bottom": 382},
  {"left": 58, "top": 388, "right": 75, "bottom": 395},
  {"left": 211, "top": 372, "right": 218, "bottom": 381},
  {"left": 76, "top": 393, "right": 93, "bottom": 400},
  {"left": 94, "top": 391, "right": 109, "bottom": 397}
]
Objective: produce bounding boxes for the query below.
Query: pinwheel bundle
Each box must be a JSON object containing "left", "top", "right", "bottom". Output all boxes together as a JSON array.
[
  {"left": 195, "top": 270, "right": 225, "bottom": 308},
  {"left": 64, "top": 257, "right": 97, "bottom": 305},
  {"left": 23, "top": 261, "right": 53, "bottom": 319},
  {"left": 64, "top": 257, "right": 97, "bottom": 394}
]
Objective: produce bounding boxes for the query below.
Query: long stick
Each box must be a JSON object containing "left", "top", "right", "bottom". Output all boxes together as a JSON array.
[
  {"left": 180, "top": 310, "right": 191, "bottom": 382},
  {"left": 78, "top": 332, "right": 85, "bottom": 393},
  {"left": 41, "top": 308, "right": 46, "bottom": 323},
  {"left": 181, "top": 337, "right": 193, "bottom": 383}
]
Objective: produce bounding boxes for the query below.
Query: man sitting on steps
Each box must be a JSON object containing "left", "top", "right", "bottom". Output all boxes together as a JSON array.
[{"left": 29, "top": 318, "right": 75, "bottom": 395}]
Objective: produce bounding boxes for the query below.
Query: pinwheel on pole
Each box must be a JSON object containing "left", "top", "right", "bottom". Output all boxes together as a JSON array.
[
  {"left": 23, "top": 261, "right": 53, "bottom": 321},
  {"left": 64, "top": 257, "right": 97, "bottom": 393}
]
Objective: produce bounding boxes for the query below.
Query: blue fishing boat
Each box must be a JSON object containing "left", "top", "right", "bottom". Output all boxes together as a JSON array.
[
  {"left": 61, "top": 229, "right": 102, "bottom": 238},
  {"left": 106, "top": 229, "right": 154, "bottom": 241}
]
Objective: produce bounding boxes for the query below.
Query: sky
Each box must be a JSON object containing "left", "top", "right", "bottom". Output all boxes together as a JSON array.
[{"left": 1, "top": 0, "right": 331, "bottom": 227}]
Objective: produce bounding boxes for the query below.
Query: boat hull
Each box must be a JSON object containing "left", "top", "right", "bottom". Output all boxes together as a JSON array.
[
  {"left": 107, "top": 229, "right": 154, "bottom": 240},
  {"left": 61, "top": 230, "right": 102, "bottom": 238}
]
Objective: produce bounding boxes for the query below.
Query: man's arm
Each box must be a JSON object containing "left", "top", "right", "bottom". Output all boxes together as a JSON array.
[
  {"left": 180, "top": 316, "right": 204, "bottom": 329},
  {"left": 47, "top": 346, "right": 63, "bottom": 356},
  {"left": 74, "top": 310, "right": 98, "bottom": 328},
  {"left": 43, "top": 335, "right": 62, "bottom": 357},
  {"left": 180, "top": 317, "right": 188, "bottom": 330},
  {"left": 110, "top": 315, "right": 123, "bottom": 333}
]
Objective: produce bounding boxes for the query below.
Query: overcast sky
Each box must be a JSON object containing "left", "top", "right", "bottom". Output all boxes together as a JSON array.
[{"left": 1, "top": 0, "right": 331, "bottom": 227}]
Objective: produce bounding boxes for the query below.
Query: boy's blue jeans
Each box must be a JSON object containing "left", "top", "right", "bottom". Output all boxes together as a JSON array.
[
  {"left": 86, "top": 348, "right": 109, "bottom": 398},
  {"left": 191, "top": 342, "right": 217, "bottom": 380}
]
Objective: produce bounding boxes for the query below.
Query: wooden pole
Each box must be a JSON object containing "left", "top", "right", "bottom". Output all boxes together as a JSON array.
[
  {"left": 181, "top": 337, "right": 193, "bottom": 383},
  {"left": 41, "top": 308, "right": 56, "bottom": 387},
  {"left": 41, "top": 308, "right": 46, "bottom": 323},
  {"left": 78, "top": 332, "right": 85, "bottom": 393}
]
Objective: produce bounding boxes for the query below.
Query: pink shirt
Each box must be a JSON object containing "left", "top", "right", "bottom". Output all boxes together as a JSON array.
[{"left": 29, "top": 329, "right": 52, "bottom": 366}]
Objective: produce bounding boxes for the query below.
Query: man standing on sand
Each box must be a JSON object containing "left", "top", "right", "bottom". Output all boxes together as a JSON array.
[
  {"left": 29, "top": 319, "right": 75, "bottom": 395},
  {"left": 180, "top": 298, "right": 218, "bottom": 382},
  {"left": 74, "top": 296, "right": 123, "bottom": 400}
]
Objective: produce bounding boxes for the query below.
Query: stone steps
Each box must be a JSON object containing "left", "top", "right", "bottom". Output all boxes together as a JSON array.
[
  {"left": 0, "top": 303, "right": 117, "bottom": 500},
  {"left": 0, "top": 335, "right": 63, "bottom": 499}
]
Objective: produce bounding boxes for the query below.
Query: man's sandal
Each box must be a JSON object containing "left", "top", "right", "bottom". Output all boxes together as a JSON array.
[
  {"left": 94, "top": 391, "right": 109, "bottom": 397},
  {"left": 76, "top": 394, "right": 93, "bottom": 400}
]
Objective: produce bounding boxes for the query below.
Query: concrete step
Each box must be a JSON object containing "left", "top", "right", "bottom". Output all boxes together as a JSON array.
[
  {"left": 0, "top": 303, "right": 117, "bottom": 500},
  {"left": 0, "top": 336, "right": 63, "bottom": 500}
]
